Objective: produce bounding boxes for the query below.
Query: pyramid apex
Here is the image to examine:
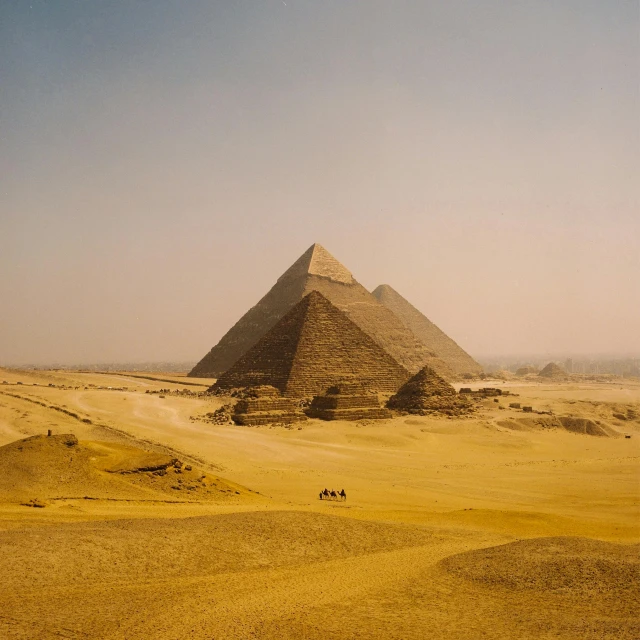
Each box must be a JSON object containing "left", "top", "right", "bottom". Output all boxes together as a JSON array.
[{"left": 278, "top": 244, "right": 354, "bottom": 285}]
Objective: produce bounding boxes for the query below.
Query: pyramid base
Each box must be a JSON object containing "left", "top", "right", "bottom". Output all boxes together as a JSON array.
[
  {"left": 310, "top": 394, "right": 381, "bottom": 410},
  {"left": 233, "top": 411, "right": 308, "bottom": 426},
  {"left": 235, "top": 398, "right": 299, "bottom": 413},
  {"left": 393, "top": 402, "right": 474, "bottom": 417},
  {"left": 306, "top": 407, "right": 392, "bottom": 421}
]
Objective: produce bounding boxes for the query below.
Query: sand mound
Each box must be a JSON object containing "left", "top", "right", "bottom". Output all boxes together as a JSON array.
[
  {"left": 387, "top": 366, "right": 473, "bottom": 415},
  {"left": 0, "top": 434, "right": 247, "bottom": 503},
  {"left": 492, "top": 369, "right": 515, "bottom": 380},
  {"left": 498, "top": 416, "right": 616, "bottom": 437},
  {"left": 0, "top": 511, "right": 438, "bottom": 639},
  {"left": 516, "top": 365, "right": 538, "bottom": 376},
  {"left": 558, "top": 416, "right": 616, "bottom": 436},
  {"left": 0, "top": 433, "right": 112, "bottom": 502},
  {"left": 539, "top": 362, "right": 567, "bottom": 379},
  {"left": 441, "top": 537, "right": 640, "bottom": 594}
]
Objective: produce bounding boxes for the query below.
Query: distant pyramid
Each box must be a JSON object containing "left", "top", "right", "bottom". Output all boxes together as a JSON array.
[
  {"left": 190, "top": 244, "right": 452, "bottom": 378},
  {"left": 372, "top": 284, "right": 482, "bottom": 377},
  {"left": 387, "top": 366, "right": 473, "bottom": 415},
  {"left": 538, "top": 362, "right": 567, "bottom": 379},
  {"left": 210, "top": 291, "right": 410, "bottom": 397}
]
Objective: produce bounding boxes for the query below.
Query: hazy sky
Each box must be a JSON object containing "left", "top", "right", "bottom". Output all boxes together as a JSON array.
[{"left": 1, "top": 0, "right": 638, "bottom": 365}]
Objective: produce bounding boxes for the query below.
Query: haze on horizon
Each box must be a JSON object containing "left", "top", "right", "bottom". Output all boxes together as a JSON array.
[{"left": 1, "top": 1, "right": 638, "bottom": 366}]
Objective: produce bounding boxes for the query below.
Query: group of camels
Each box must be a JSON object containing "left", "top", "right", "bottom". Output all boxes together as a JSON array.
[{"left": 319, "top": 488, "right": 346, "bottom": 501}]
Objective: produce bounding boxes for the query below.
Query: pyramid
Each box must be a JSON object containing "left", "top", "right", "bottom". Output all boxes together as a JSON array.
[
  {"left": 387, "top": 366, "right": 473, "bottom": 415},
  {"left": 210, "top": 291, "right": 410, "bottom": 397},
  {"left": 232, "top": 387, "right": 308, "bottom": 426},
  {"left": 307, "top": 382, "right": 393, "bottom": 421},
  {"left": 190, "top": 244, "right": 452, "bottom": 379},
  {"left": 372, "top": 284, "right": 482, "bottom": 377},
  {"left": 538, "top": 362, "right": 567, "bottom": 379}
]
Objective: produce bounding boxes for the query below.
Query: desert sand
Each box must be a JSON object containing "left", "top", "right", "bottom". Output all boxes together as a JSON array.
[{"left": 0, "top": 367, "right": 638, "bottom": 638}]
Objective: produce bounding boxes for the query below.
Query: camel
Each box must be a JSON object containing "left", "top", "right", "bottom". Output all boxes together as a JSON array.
[{"left": 319, "top": 487, "right": 346, "bottom": 501}]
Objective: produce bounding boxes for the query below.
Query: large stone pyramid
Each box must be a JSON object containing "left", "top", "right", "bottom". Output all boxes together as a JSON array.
[
  {"left": 210, "top": 291, "right": 410, "bottom": 397},
  {"left": 190, "top": 244, "right": 452, "bottom": 378},
  {"left": 372, "top": 284, "right": 482, "bottom": 377}
]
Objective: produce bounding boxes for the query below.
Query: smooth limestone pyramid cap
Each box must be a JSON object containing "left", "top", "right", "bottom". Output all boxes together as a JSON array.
[
  {"left": 211, "top": 290, "right": 410, "bottom": 397},
  {"left": 189, "top": 243, "right": 453, "bottom": 379},
  {"left": 372, "top": 284, "right": 482, "bottom": 377},
  {"left": 278, "top": 243, "right": 354, "bottom": 284}
]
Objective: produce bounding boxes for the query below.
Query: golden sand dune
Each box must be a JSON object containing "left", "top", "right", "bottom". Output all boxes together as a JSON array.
[
  {"left": 250, "top": 535, "right": 640, "bottom": 640},
  {"left": 441, "top": 536, "right": 640, "bottom": 593},
  {"left": 0, "top": 368, "right": 638, "bottom": 638},
  {"left": 0, "top": 511, "right": 447, "bottom": 639},
  {"left": 0, "top": 511, "right": 435, "bottom": 588}
]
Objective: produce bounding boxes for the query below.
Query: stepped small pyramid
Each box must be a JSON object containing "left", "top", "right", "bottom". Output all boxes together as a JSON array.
[
  {"left": 387, "top": 366, "right": 473, "bottom": 415},
  {"left": 231, "top": 386, "right": 308, "bottom": 426},
  {"left": 190, "top": 244, "right": 452, "bottom": 379},
  {"left": 210, "top": 291, "right": 410, "bottom": 397},
  {"left": 307, "top": 381, "right": 392, "bottom": 421},
  {"left": 372, "top": 284, "right": 482, "bottom": 377}
]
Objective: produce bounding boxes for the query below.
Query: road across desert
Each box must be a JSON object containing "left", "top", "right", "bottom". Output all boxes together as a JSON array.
[{"left": 0, "top": 367, "right": 638, "bottom": 638}]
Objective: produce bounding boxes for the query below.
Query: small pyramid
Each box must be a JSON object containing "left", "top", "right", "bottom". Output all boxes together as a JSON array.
[
  {"left": 372, "top": 284, "right": 482, "bottom": 377},
  {"left": 232, "top": 387, "right": 308, "bottom": 426},
  {"left": 210, "top": 291, "right": 410, "bottom": 397},
  {"left": 387, "top": 366, "right": 473, "bottom": 415},
  {"left": 538, "top": 362, "right": 567, "bottom": 379},
  {"left": 190, "top": 244, "right": 452, "bottom": 379},
  {"left": 306, "top": 381, "right": 392, "bottom": 421}
]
